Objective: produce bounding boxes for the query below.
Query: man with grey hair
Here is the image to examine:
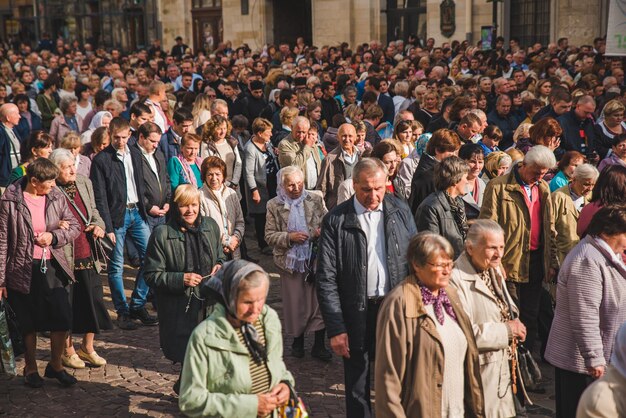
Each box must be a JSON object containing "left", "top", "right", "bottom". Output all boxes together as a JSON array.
[
  {"left": 0, "top": 103, "right": 23, "bottom": 188},
  {"left": 480, "top": 145, "right": 559, "bottom": 368},
  {"left": 317, "top": 157, "right": 416, "bottom": 418},
  {"left": 557, "top": 94, "right": 601, "bottom": 160},
  {"left": 277, "top": 116, "right": 320, "bottom": 188}
]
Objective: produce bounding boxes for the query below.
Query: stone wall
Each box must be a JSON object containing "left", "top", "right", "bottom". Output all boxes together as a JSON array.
[
  {"left": 553, "top": 0, "right": 605, "bottom": 46},
  {"left": 159, "top": 0, "right": 193, "bottom": 51},
  {"left": 222, "top": 0, "right": 271, "bottom": 51}
]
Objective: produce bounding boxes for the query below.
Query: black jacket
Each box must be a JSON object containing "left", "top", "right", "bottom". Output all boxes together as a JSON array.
[
  {"left": 0, "top": 124, "right": 23, "bottom": 187},
  {"left": 557, "top": 109, "right": 603, "bottom": 158},
  {"left": 90, "top": 144, "right": 148, "bottom": 232},
  {"left": 378, "top": 93, "right": 395, "bottom": 124},
  {"left": 316, "top": 194, "right": 417, "bottom": 351},
  {"left": 416, "top": 191, "right": 465, "bottom": 258},
  {"left": 408, "top": 153, "right": 437, "bottom": 216},
  {"left": 135, "top": 144, "right": 171, "bottom": 212}
]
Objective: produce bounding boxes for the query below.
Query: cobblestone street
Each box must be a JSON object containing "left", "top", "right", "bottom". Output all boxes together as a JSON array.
[{"left": 0, "top": 236, "right": 557, "bottom": 417}]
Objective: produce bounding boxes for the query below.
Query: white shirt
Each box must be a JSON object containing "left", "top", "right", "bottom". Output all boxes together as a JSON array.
[
  {"left": 354, "top": 198, "right": 388, "bottom": 297},
  {"left": 305, "top": 155, "right": 318, "bottom": 190},
  {"left": 146, "top": 99, "right": 167, "bottom": 133},
  {"left": 115, "top": 146, "right": 139, "bottom": 205},
  {"left": 342, "top": 149, "right": 358, "bottom": 165},
  {"left": 139, "top": 145, "right": 160, "bottom": 183}
]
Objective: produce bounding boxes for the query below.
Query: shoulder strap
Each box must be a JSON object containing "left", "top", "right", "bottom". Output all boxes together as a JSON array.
[{"left": 57, "top": 186, "right": 91, "bottom": 225}]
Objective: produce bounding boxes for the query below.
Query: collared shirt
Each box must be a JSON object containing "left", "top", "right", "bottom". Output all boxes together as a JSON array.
[
  {"left": 305, "top": 155, "right": 318, "bottom": 190},
  {"left": 146, "top": 99, "right": 167, "bottom": 133},
  {"left": 513, "top": 165, "right": 536, "bottom": 200},
  {"left": 594, "top": 236, "right": 626, "bottom": 268},
  {"left": 568, "top": 185, "right": 585, "bottom": 212},
  {"left": 342, "top": 149, "right": 358, "bottom": 165},
  {"left": 139, "top": 145, "right": 160, "bottom": 183},
  {"left": 3, "top": 124, "right": 20, "bottom": 170},
  {"left": 115, "top": 146, "right": 139, "bottom": 205},
  {"left": 354, "top": 198, "right": 389, "bottom": 297}
]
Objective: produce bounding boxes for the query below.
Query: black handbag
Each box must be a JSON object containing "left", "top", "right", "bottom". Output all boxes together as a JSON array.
[{"left": 2, "top": 300, "right": 24, "bottom": 357}]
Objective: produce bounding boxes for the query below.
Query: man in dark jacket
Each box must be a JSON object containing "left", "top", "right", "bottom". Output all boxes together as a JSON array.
[
  {"left": 366, "top": 76, "right": 395, "bottom": 124},
  {"left": 241, "top": 80, "right": 267, "bottom": 127},
  {"left": 316, "top": 158, "right": 417, "bottom": 418},
  {"left": 557, "top": 95, "right": 603, "bottom": 159},
  {"left": 320, "top": 81, "right": 342, "bottom": 128},
  {"left": 532, "top": 87, "right": 572, "bottom": 123},
  {"left": 159, "top": 107, "right": 193, "bottom": 163},
  {"left": 90, "top": 117, "right": 158, "bottom": 330},
  {"left": 0, "top": 103, "right": 23, "bottom": 188},
  {"left": 487, "top": 95, "right": 520, "bottom": 150},
  {"left": 135, "top": 122, "right": 171, "bottom": 230}
]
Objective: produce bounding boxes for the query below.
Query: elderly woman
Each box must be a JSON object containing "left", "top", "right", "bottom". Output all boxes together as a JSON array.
[
  {"left": 416, "top": 156, "right": 470, "bottom": 258},
  {"left": 482, "top": 151, "right": 512, "bottom": 183},
  {"left": 200, "top": 115, "right": 242, "bottom": 190},
  {"left": 8, "top": 131, "right": 53, "bottom": 184},
  {"left": 596, "top": 99, "right": 625, "bottom": 151},
  {"left": 459, "top": 143, "right": 487, "bottom": 219},
  {"left": 552, "top": 164, "right": 599, "bottom": 264},
  {"left": 577, "top": 165, "right": 626, "bottom": 238},
  {"left": 168, "top": 133, "right": 204, "bottom": 191},
  {"left": 549, "top": 150, "right": 585, "bottom": 192},
  {"left": 80, "top": 110, "right": 112, "bottom": 146},
  {"left": 50, "top": 96, "right": 84, "bottom": 147},
  {"left": 200, "top": 156, "right": 245, "bottom": 260},
  {"left": 144, "top": 184, "right": 224, "bottom": 393},
  {"left": 59, "top": 132, "right": 92, "bottom": 177},
  {"left": 179, "top": 260, "right": 295, "bottom": 417},
  {"left": 49, "top": 149, "right": 113, "bottom": 369},
  {"left": 598, "top": 133, "right": 626, "bottom": 172},
  {"left": 545, "top": 206, "right": 626, "bottom": 417},
  {"left": 245, "top": 118, "right": 279, "bottom": 255},
  {"left": 375, "top": 232, "right": 484, "bottom": 418},
  {"left": 450, "top": 220, "right": 527, "bottom": 418},
  {"left": 0, "top": 158, "right": 81, "bottom": 387},
  {"left": 265, "top": 167, "right": 331, "bottom": 361},
  {"left": 576, "top": 322, "right": 626, "bottom": 418}
]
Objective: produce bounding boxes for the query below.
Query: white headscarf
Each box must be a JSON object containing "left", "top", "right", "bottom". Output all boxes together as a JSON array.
[
  {"left": 276, "top": 167, "right": 310, "bottom": 273},
  {"left": 88, "top": 111, "right": 113, "bottom": 130},
  {"left": 611, "top": 321, "right": 626, "bottom": 378}
]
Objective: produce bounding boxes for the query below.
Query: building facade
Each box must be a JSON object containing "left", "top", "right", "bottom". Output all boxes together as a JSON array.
[{"left": 0, "top": 0, "right": 611, "bottom": 52}]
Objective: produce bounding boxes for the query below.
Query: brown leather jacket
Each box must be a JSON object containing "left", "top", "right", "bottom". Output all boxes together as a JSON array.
[{"left": 0, "top": 178, "right": 81, "bottom": 293}]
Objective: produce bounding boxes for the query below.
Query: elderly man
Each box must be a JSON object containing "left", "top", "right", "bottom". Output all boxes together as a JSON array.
[
  {"left": 557, "top": 95, "right": 601, "bottom": 159},
  {"left": 316, "top": 123, "right": 360, "bottom": 209},
  {"left": 480, "top": 145, "right": 559, "bottom": 363},
  {"left": 0, "top": 103, "right": 23, "bottom": 188},
  {"left": 487, "top": 95, "right": 520, "bottom": 150},
  {"left": 278, "top": 116, "right": 320, "bottom": 189},
  {"left": 317, "top": 158, "right": 417, "bottom": 418}
]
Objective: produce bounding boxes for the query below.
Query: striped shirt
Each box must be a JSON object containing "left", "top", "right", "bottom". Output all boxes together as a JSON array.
[{"left": 235, "top": 319, "right": 271, "bottom": 395}]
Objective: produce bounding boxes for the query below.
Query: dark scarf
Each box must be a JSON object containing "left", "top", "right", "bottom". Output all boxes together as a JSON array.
[
  {"left": 179, "top": 218, "right": 212, "bottom": 278},
  {"left": 445, "top": 191, "right": 468, "bottom": 240},
  {"left": 419, "top": 283, "right": 458, "bottom": 325},
  {"left": 58, "top": 181, "right": 77, "bottom": 199}
]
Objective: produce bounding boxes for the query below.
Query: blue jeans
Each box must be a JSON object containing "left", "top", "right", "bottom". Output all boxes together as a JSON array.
[
  {"left": 146, "top": 215, "right": 166, "bottom": 231},
  {"left": 108, "top": 208, "right": 151, "bottom": 315}
]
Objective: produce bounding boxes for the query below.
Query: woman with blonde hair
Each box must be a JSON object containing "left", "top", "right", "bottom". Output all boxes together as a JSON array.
[
  {"left": 343, "top": 103, "right": 364, "bottom": 123},
  {"left": 58, "top": 75, "right": 77, "bottom": 100},
  {"left": 271, "top": 107, "right": 299, "bottom": 146},
  {"left": 59, "top": 132, "right": 92, "bottom": 177},
  {"left": 191, "top": 93, "right": 212, "bottom": 129},
  {"left": 513, "top": 122, "right": 534, "bottom": 154}
]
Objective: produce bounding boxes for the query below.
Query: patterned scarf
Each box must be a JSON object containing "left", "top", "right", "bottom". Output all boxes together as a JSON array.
[
  {"left": 176, "top": 155, "right": 202, "bottom": 188},
  {"left": 445, "top": 191, "right": 468, "bottom": 240},
  {"left": 479, "top": 269, "right": 511, "bottom": 322},
  {"left": 58, "top": 181, "right": 77, "bottom": 199},
  {"left": 419, "top": 284, "right": 458, "bottom": 325}
]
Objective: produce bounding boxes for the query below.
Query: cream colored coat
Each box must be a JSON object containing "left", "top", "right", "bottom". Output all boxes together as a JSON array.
[{"left": 450, "top": 252, "right": 518, "bottom": 418}]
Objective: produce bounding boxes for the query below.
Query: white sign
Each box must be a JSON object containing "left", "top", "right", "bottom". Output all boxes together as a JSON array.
[{"left": 606, "top": 0, "right": 626, "bottom": 56}]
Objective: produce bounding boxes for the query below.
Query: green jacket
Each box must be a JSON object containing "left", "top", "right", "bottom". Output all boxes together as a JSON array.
[{"left": 178, "top": 304, "right": 295, "bottom": 418}]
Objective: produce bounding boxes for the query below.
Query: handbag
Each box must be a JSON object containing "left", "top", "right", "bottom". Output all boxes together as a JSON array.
[
  {"left": 304, "top": 241, "right": 318, "bottom": 284},
  {"left": 278, "top": 381, "right": 309, "bottom": 418},
  {"left": 0, "top": 298, "right": 17, "bottom": 375},
  {"left": 2, "top": 299, "right": 24, "bottom": 358}
]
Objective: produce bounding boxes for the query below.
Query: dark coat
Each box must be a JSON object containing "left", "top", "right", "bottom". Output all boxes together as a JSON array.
[
  {"left": 0, "top": 178, "right": 81, "bottom": 293},
  {"left": 143, "top": 216, "right": 225, "bottom": 363},
  {"left": 378, "top": 93, "right": 395, "bottom": 124},
  {"left": 90, "top": 144, "right": 148, "bottom": 233},
  {"left": 159, "top": 128, "right": 181, "bottom": 163},
  {"left": 320, "top": 96, "right": 342, "bottom": 127},
  {"left": 364, "top": 120, "right": 382, "bottom": 146},
  {"left": 14, "top": 111, "right": 42, "bottom": 141},
  {"left": 532, "top": 105, "right": 560, "bottom": 123},
  {"left": 415, "top": 191, "right": 465, "bottom": 258},
  {"left": 0, "top": 124, "right": 24, "bottom": 187},
  {"left": 135, "top": 144, "right": 171, "bottom": 211},
  {"left": 408, "top": 153, "right": 437, "bottom": 216},
  {"left": 316, "top": 194, "right": 417, "bottom": 351},
  {"left": 487, "top": 110, "right": 520, "bottom": 150},
  {"left": 557, "top": 109, "right": 603, "bottom": 158}
]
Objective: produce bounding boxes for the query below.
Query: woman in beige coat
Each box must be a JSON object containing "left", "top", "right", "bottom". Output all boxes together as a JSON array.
[
  {"left": 450, "top": 220, "right": 527, "bottom": 418},
  {"left": 265, "top": 166, "right": 331, "bottom": 361}
]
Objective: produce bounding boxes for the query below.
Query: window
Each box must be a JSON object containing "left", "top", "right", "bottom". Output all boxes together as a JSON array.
[{"left": 510, "top": 0, "right": 550, "bottom": 47}]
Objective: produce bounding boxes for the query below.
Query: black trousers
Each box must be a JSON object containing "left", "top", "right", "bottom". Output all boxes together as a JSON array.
[
  {"left": 342, "top": 299, "right": 381, "bottom": 418},
  {"left": 554, "top": 366, "right": 594, "bottom": 418},
  {"left": 250, "top": 213, "right": 268, "bottom": 249}
]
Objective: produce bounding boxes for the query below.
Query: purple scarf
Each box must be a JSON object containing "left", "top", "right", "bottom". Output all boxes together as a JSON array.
[{"left": 420, "top": 285, "right": 458, "bottom": 325}]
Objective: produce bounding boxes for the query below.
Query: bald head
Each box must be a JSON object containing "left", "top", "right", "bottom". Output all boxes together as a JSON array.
[
  {"left": 0, "top": 103, "right": 20, "bottom": 127},
  {"left": 338, "top": 123, "right": 357, "bottom": 153}
]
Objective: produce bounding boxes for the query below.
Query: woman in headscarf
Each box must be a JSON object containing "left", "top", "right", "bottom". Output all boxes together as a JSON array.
[
  {"left": 179, "top": 260, "right": 295, "bottom": 417},
  {"left": 482, "top": 151, "right": 512, "bottom": 183},
  {"left": 265, "top": 166, "right": 331, "bottom": 361},
  {"left": 79, "top": 110, "right": 112, "bottom": 146},
  {"left": 577, "top": 321, "right": 626, "bottom": 417},
  {"left": 144, "top": 184, "right": 225, "bottom": 393}
]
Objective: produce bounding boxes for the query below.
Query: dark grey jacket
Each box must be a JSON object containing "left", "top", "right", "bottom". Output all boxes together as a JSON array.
[
  {"left": 135, "top": 144, "right": 171, "bottom": 211},
  {"left": 415, "top": 190, "right": 465, "bottom": 258},
  {"left": 316, "top": 194, "right": 417, "bottom": 351}
]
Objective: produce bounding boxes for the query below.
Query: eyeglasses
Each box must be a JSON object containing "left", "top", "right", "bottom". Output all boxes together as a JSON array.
[{"left": 426, "top": 261, "right": 454, "bottom": 271}]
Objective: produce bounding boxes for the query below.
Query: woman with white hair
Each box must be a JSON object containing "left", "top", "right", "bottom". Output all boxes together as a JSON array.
[
  {"left": 265, "top": 166, "right": 331, "bottom": 360},
  {"left": 50, "top": 96, "right": 84, "bottom": 147},
  {"left": 552, "top": 163, "right": 599, "bottom": 264},
  {"left": 450, "top": 220, "right": 527, "bottom": 418}
]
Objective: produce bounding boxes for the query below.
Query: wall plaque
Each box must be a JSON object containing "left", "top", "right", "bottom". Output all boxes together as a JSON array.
[{"left": 440, "top": 0, "right": 456, "bottom": 38}]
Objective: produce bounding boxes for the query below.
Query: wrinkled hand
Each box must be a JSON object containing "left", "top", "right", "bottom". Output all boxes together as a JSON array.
[
  {"left": 311, "top": 228, "right": 321, "bottom": 240},
  {"left": 183, "top": 273, "right": 203, "bottom": 287},
  {"left": 252, "top": 190, "right": 261, "bottom": 204},
  {"left": 85, "top": 225, "right": 105, "bottom": 238},
  {"left": 34, "top": 232, "right": 53, "bottom": 247},
  {"left": 289, "top": 232, "right": 309, "bottom": 245},
  {"left": 587, "top": 365, "right": 605, "bottom": 379},
  {"left": 58, "top": 220, "right": 70, "bottom": 230},
  {"left": 330, "top": 333, "right": 350, "bottom": 358},
  {"left": 269, "top": 383, "right": 291, "bottom": 406},
  {"left": 227, "top": 236, "right": 239, "bottom": 253},
  {"left": 210, "top": 264, "right": 222, "bottom": 276},
  {"left": 507, "top": 319, "right": 527, "bottom": 341},
  {"left": 107, "top": 232, "right": 117, "bottom": 246},
  {"left": 257, "top": 393, "right": 279, "bottom": 417}
]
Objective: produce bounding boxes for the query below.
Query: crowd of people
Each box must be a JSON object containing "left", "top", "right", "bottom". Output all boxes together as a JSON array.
[{"left": 0, "top": 31, "right": 625, "bottom": 418}]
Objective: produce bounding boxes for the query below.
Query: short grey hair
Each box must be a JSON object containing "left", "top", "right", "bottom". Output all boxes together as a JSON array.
[
  {"left": 407, "top": 232, "right": 454, "bottom": 268},
  {"left": 523, "top": 145, "right": 557, "bottom": 169},
  {"left": 393, "top": 80, "right": 409, "bottom": 97},
  {"left": 59, "top": 96, "right": 78, "bottom": 114},
  {"left": 434, "top": 156, "right": 470, "bottom": 191},
  {"left": 49, "top": 148, "right": 75, "bottom": 168},
  {"left": 465, "top": 219, "right": 504, "bottom": 247},
  {"left": 573, "top": 163, "right": 599, "bottom": 181},
  {"left": 278, "top": 166, "right": 304, "bottom": 186},
  {"left": 353, "top": 158, "right": 388, "bottom": 184},
  {"left": 291, "top": 116, "right": 310, "bottom": 130}
]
